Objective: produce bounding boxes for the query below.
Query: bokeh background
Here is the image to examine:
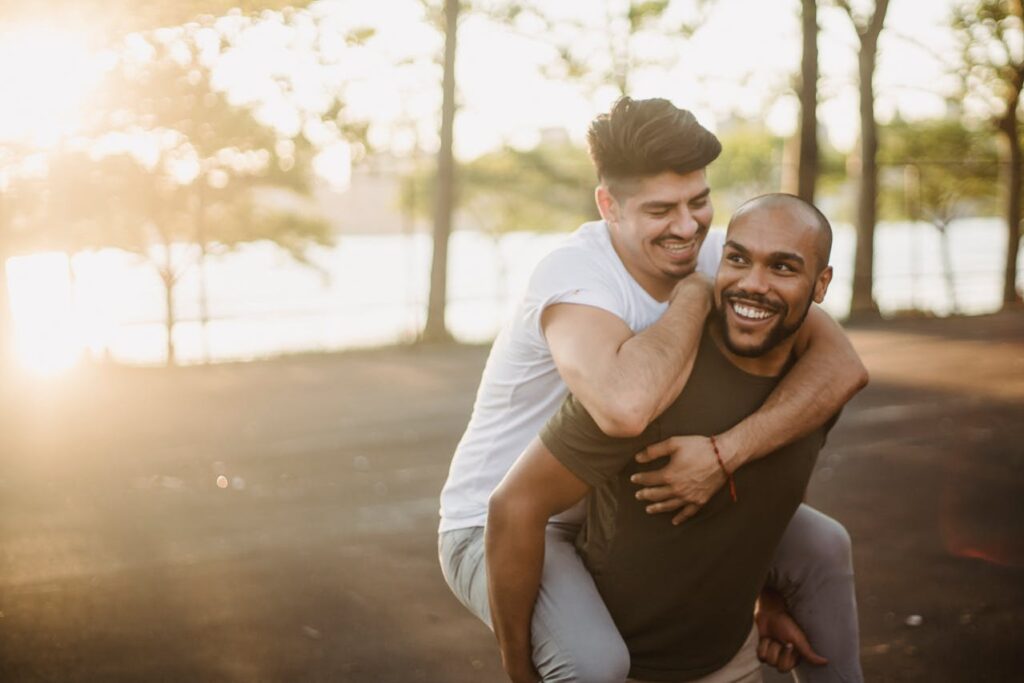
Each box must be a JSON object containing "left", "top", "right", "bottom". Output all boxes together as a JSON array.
[{"left": 0, "top": 1, "right": 1022, "bottom": 681}]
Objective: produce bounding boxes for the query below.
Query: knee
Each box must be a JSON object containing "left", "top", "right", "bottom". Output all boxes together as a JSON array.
[
  {"left": 805, "top": 516, "right": 854, "bottom": 578},
  {"left": 541, "top": 636, "right": 630, "bottom": 683}
]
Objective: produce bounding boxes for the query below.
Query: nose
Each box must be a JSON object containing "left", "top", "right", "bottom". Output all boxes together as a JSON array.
[
  {"left": 668, "top": 207, "right": 699, "bottom": 240},
  {"left": 737, "top": 265, "right": 770, "bottom": 294}
]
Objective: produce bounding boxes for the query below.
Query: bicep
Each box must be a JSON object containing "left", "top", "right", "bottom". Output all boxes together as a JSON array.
[
  {"left": 494, "top": 437, "right": 591, "bottom": 519},
  {"left": 541, "top": 302, "right": 632, "bottom": 396}
]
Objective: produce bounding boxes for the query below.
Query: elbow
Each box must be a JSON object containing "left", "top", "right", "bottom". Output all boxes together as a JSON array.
[
  {"left": 851, "top": 357, "right": 870, "bottom": 394},
  {"left": 592, "top": 405, "right": 648, "bottom": 438},
  {"left": 589, "top": 392, "right": 653, "bottom": 438}
]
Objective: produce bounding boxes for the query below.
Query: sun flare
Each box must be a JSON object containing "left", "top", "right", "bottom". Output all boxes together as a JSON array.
[
  {"left": 6, "top": 253, "right": 82, "bottom": 376},
  {"left": 0, "top": 24, "right": 100, "bottom": 147}
]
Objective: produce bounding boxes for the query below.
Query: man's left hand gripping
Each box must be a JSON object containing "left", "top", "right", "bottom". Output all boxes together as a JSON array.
[{"left": 631, "top": 435, "right": 724, "bottom": 525}]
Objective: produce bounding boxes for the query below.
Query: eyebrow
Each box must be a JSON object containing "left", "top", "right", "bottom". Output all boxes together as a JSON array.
[
  {"left": 639, "top": 188, "right": 711, "bottom": 212},
  {"left": 724, "top": 240, "right": 806, "bottom": 266}
]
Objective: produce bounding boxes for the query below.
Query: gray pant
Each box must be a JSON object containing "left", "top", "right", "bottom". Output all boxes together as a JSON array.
[{"left": 438, "top": 504, "right": 862, "bottom": 683}]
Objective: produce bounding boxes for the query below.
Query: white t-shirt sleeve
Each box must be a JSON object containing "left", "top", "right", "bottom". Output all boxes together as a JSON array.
[
  {"left": 697, "top": 229, "right": 725, "bottom": 277},
  {"left": 521, "top": 246, "right": 625, "bottom": 342}
]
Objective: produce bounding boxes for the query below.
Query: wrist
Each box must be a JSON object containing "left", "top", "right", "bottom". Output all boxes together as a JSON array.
[{"left": 714, "top": 427, "right": 754, "bottom": 471}]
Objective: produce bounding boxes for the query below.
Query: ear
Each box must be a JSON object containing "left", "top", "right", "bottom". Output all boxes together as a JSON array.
[
  {"left": 595, "top": 185, "right": 619, "bottom": 226},
  {"left": 812, "top": 265, "right": 833, "bottom": 304}
]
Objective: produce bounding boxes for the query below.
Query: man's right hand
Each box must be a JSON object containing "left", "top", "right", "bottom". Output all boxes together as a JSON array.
[
  {"left": 755, "top": 587, "right": 828, "bottom": 673},
  {"left": 500, "top": 651, "right": 540, "bottom": 683},
  {"left": 669, "top": 270, "right": 714, "bottom": 305}
]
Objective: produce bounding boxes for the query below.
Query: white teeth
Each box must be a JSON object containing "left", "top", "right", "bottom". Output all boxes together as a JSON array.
[
  {"left": 660, "top": 241, "right": 692, "bottom": 253},
  {"left": 732, "top": 302, "right": 773, "bottom": 320}
]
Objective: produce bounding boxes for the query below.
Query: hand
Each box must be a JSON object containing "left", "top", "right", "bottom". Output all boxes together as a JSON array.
[
  {"left": 500, "top": 651, "right": 540, "bottom": 683},
  {"left": 670, "top": 271, "right": 713, "bottom": 305},
  {"left": 631, "top": 435, "right": 725, "bottom": 525},
  {"left": 754, "top": 588, "right": 828, "bottom": 673}
]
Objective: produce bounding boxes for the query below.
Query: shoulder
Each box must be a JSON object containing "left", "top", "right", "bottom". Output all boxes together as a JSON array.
[{"left": 528, "top": 221, "right": 620, "bottom": 299}]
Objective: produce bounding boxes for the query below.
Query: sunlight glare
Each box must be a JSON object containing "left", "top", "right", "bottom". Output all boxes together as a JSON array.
[
  {"left": 0, "top": 24, "right": 100, "bottom": 146},
  {"left": 6, "top": 253, "right": 82, "bottom": 376}
]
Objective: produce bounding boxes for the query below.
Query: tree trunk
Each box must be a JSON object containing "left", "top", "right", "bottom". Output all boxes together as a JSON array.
[
  {"left": 998, "top": 107, "right": 1023, "bottom": 305},
  {"left": 0, "top": 245, "right": 12, "bottom": 372},
  {"left": 422, "top": 0, "right": 459, "bottom": 343},
  {"left": 850, "top": 37, "right": 880, "bottom": 315},
  {"left": 195, "top": 184, "right": 210, "bottom": 363},
  {"left": 797, "top": 0, "right": 818, "bottom": 203},
  {"left": 935, "top": 221, "right": 959, "bottom": 314},
  {"left": 163, "top": 267, "right": 176, "bottom": 367},
  {"left": 0, "top": 200, "right": 13, "bottom": 373},
  {"left": 843, "top": 0, "right": 889, "bottom": 318}
]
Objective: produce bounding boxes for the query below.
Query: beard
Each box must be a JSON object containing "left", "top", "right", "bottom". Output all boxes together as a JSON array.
[{"left": 715, "top": 288, "right": 815, "bottom": 358}]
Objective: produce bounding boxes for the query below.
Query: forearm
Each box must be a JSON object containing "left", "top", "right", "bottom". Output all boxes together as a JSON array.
[
  {"left": 718, "top": 309, "right": 868, "bottom": 469},
  {"left": 485, "top": 499, "right": 546, "bottom": 680},
  {"left": 614, "top": 288, "right": 710, "bottom": 423}
]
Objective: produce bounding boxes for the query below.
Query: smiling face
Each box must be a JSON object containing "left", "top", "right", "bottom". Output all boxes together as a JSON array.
[
  {"left": 597, "top": 169, "right": 713, "bottom": 300},
  {"left": 714, "top": 198, "right": 833, "bottom": 359}
]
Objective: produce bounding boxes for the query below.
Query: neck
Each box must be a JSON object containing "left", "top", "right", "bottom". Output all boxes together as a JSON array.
[{"left": 707, "top": 321, "right": 797, "bottom": 378}]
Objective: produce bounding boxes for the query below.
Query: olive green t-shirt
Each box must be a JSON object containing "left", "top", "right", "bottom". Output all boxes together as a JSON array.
[{"left": 539, "top": 328, "right": 832, "bottom": 682}]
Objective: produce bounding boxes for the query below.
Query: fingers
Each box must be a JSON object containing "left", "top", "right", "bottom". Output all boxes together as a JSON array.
[
  {"left": 644, "top": 498, "right": 685, "bottom": 515},
  {"left": 630, "top": 469, "right": 667, "bottom": 487},
  {"left": 777, "top": 643, "right": 798, "bottom": 672},
  {"left": 758, "top": 637, "right": 783, "bottom": 666},
  {"left": 790, "top": 630, "right": 828, "bottom": 666},
  {"left": 635, "top": 485, "right": 674, "bottom": 503},
  {"left": 757, "top": 638, "right": 797, "bottom": 673},
  {"left": 635, "top": 439, "right": 675, "bottom": 463},
  {"left": 671, "top": 503, "right": 701, "bottom": 525}
]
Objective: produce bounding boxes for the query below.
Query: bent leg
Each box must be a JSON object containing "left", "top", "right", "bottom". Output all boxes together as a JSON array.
[
  {"left": 439, "top": 524, "right": 630, "bottom": 683},
  {"left": 766, "top": 505, "right": 863, "bottom": 683}
]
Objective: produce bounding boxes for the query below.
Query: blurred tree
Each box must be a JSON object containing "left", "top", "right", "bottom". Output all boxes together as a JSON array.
[
  {"left": 708, "top": 122, "right": 786, "bottom": 219},
  {"left": 38, "top": 28, "right": 333, "bottom": 367},
  {"left": 402, "top": 139, "right": 596, "bottom": 307},
  {"left": 797, "top": 0, "right": 820, "bottom": 202},
  {"left": 421, "top": 0, "right": 460, "bottom": 343},
  {"left": 953, "top": 0, "right": 1024, "bottom": 306},
  {"left": 836, "top": 0, "right": 890, "bottom": 317},
  {"left": 0, "top": 0, "right": 318, "bottom": 369},
  {"left": 502, "top": 0, "right": 712, "bottom": 98},
  {"left": 879, "top": 117, "right": 999, "bottom": 312}
]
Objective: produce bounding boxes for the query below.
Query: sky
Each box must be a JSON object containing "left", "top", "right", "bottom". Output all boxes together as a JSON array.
[{"left": 0, "top": 0, "right": 968, "bottom": 168}]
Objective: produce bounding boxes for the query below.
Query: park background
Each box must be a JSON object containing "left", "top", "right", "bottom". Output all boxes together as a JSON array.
[{"left": 0, "top": 0, "right": 1022, "bottom": 681}]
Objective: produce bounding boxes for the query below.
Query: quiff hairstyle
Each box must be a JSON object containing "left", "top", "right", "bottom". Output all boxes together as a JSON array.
[{"left": 587, "top": 97, "right": 722, "bottom": 198}]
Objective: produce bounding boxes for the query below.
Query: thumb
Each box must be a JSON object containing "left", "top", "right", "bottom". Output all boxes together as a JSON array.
[{"left": 789, "top": 631, "right": 828, "bottom": 666}]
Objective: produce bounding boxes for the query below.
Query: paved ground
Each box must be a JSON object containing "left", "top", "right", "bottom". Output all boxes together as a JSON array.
[{"left": 0, "top": 312, "right": 1022, "bottom": 682}]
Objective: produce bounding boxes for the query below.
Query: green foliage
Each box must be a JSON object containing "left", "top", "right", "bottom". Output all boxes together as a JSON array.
[
  {"left": 952, "top": 0, "right": 1024, "bottom": 120},
  {"left": 878, "top": 117, "right": 999, "bottom": 224},
  {"left": 460, "top": 142, "right": 598, "bottom": 234},
  {"left": 707, "top": 122, "right": 785, "bottom": 221},
  {"left": 0, "top": 1, "right": 317, "bottom": 42},
  {"left": 401, "top": 139, "right": 598, "bottom": 235}
]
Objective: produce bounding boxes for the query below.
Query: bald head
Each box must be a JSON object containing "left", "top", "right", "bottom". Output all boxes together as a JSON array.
[{"left": 729, "top": 193, "right": 832, "bottom": 274}]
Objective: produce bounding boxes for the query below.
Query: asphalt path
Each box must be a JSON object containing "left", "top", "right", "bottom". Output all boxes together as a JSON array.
[{"left": 1, "top": 312, "right": 1022, "bottom": 681}]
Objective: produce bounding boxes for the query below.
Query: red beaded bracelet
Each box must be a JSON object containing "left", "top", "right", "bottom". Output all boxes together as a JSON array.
[{"left": 709, "top": 435, "right": 737, "bottom": 502}]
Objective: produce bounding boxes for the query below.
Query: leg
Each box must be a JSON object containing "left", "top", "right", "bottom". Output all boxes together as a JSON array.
[
  {"left": 439, "top": 524, "right": 631, "bottom": 683},
  {"left": 765, "top": 505, "right": 863, "bottom": 683}
]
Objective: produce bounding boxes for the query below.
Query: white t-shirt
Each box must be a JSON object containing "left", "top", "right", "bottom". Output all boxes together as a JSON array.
[{"left": 438, "top": 220, "right": 725, "bottom": 532}]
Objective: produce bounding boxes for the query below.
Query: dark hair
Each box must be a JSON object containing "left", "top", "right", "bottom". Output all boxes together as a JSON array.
[{"left": 587, "top": 97, "right": 722, "bottom": 195}]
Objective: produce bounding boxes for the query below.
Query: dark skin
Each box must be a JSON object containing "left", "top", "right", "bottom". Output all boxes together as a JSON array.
[{"left": 489, "top": 197, "right": 853, "bottom": 681}]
